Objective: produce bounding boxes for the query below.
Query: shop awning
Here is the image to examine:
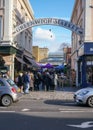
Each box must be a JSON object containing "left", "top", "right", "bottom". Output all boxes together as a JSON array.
[
  {"left": 16, "top": 56, "right": 32, "bottom": 68},
  {"left": 24, "top": 56, "right": 39, "bottom": 68},
  {"left": 15, "top": 57, "right": 26, "bottom": 64}
]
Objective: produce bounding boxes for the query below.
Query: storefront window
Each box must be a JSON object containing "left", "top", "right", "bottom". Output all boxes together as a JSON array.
[{"left": 86, "top": 56, "right": 93, "bottom": 85}]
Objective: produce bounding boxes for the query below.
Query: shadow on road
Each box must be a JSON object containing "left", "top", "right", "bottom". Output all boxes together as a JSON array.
[
  {"left": 55, "top": 86, "right": 80, "bottom": 92},
  {"left": 44, "top": 99, "right": 90, "bottom": 108},
  {"left": 0, "top": 112, "right": 93, "bottom": 130}
]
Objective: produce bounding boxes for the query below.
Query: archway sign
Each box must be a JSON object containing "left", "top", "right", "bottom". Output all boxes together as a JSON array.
[{"left": 13, "top": 18, "right": 83, "bottom": 36}]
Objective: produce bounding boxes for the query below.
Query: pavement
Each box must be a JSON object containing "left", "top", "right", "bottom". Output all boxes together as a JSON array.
[{"left": 23, "top": 86, "right": 80, "bottom": 100}]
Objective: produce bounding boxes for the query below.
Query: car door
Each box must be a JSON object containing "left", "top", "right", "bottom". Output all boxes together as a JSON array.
[{"left": 0, "top": 79, "right": 6, "bottom": 97}]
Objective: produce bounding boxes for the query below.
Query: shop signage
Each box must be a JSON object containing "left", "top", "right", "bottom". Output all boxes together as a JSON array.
[
  {"left": 13, "top": 18, "right": 83, "bottom": 36},
  {"left": 87, "top": 61, "right": 93, "bottom": 65},
  {"left": 78, "top": 42, "right": 93, "bottom": 56},
  {"left": 84, "top": 42, "right": 93, "bottom": 55},
  {"left": 90, "top": 48, "right": 93, "bottom": 51}
]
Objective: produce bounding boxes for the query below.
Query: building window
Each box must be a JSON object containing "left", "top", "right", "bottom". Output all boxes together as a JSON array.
[
  {"left": 0, "top": 0, "right": 5, "bottom": 7},
  {"left": 25, "top": 33, "right": 27, "bottom": 48},
  {"left": 0, "top": 16, "right": 2, "bottom": 40},
  {"left": 3, "top": 0, "right": 5, "bottom": 7},
  {"left": 19, "top": 32, "right": 23, "bottom": 47},
  {"left": 0, "top": 0, "right": 1, "bottom": 7},
  {"left": 29, "top": 38, "right": 31, "bottom": 49},
  {"left": 80, "top": 0, "right": 83, "bottom": 12}
]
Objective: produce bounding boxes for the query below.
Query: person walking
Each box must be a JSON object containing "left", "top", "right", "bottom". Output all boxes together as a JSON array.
[
  {"left": 42, "top": 71, "right": 47, "bottom": 91},
  {"left": 28, "top": 71, "right": 34, "bottom": 91},
  {"left": 51, "top": 72, "right": 58, "bottom": 90},
  {"left": 37, "top": 72, "right": 42, "bottom": 91},
  {"left": 17, "top": 72, "right": 24, "bottom": 93},
  {"left": 22, "top": 71, "right": 30, "bottom": 94},
  {"left": 45, "top": 72, "right": 52, "bottom": 91}
]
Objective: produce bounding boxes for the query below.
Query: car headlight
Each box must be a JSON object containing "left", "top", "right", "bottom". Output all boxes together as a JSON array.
[{"left": 78, "top": 90, "right": 89, "bottom": 96}]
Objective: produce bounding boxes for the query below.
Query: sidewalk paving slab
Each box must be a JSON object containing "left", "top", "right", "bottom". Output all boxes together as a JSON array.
[{"left": 23, "top": 87, "right": 80, "bottom": 100}]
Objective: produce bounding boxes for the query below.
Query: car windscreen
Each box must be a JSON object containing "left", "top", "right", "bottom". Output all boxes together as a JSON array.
[{"left": 7, "top": 79, "right": 16, "bottom": 86}]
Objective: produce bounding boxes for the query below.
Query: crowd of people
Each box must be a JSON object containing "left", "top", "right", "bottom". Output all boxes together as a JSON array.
[{"left": 15, "top": 70, "right": 58, "bottom": 94}]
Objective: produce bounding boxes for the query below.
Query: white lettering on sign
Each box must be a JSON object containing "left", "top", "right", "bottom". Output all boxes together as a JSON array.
[
  {"left": 90, "top": 48, "right": 93, "bottom": 51},
  {"left": 13, "top": 18, "right": 83, "bottom": 36},
  {"left": 67, "top": 121, "right": 93, "bottom": 128}
]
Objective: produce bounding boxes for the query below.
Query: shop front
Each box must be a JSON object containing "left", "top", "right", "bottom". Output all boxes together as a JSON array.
[
  {"left": 0, "top": 46, "right": 17, "bottom": 79},
  {"left": 78, "top": 42, "right": 93, "bottom": 87}
]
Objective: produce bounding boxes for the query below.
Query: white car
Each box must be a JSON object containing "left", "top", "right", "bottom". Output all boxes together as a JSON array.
[{"left": 74, "top": 87, "right": 93, "bottom": 107}]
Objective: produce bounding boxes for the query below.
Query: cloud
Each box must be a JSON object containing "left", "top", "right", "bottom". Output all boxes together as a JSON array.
[
  {"left": 32, "top": 27, "right": 71, "bottom": 52},
  {"left": 34, "top": 27, "right": 55, "bottom": 41}
]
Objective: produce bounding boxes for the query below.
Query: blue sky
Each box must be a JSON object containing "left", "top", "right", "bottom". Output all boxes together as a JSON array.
[{"left": 29, "top": 0, "right": 75, "bottom": 52}]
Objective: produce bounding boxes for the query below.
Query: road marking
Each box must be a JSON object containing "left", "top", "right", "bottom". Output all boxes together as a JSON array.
[
  {"left": 59, "top": 108, "right": 91, "bottom": 111},
  {"left": 67, "top": 121, "right": 93, "bottom": 128},
  {"left": 0, "top": 111, "right": 15, "bottom": 113},
  {"left": 60, "top": 111, "right": 90, "bottom": 113},
  {"left": 21, "top": 109, "right": 30, "bottom": 112},
  {"left": 59, "top": 108, "right": 93, "bottom": 113},
  {"left": 0, "top": 107, "right": 7, "bottom": 109}
]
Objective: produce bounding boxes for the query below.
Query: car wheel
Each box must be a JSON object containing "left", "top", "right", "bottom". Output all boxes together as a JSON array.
[
  {"left": 87, "top": 96, "right": 93, "bottom": 107},
  {"left": 1, "top": 95, "right": 13, "bottom": 107}
]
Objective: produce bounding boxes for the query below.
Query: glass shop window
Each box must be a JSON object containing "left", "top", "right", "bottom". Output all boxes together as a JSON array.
[{"left": 86, "top": 56, "right": 93, "bottom": 85}]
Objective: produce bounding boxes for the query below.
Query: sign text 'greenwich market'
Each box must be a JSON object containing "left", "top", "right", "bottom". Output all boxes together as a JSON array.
[{"left": 13, "top": 18, "right": 83, "bottom": 36}]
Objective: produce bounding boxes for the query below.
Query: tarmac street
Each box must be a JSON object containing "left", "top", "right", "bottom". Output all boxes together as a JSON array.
[{"left": 0, "top": 87, "right": 93, "bottom": 130}]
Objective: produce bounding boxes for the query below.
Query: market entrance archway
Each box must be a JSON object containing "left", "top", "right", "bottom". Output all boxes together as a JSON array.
[{"left": 13, "top": 18, "right": 83, "bottom": 36}]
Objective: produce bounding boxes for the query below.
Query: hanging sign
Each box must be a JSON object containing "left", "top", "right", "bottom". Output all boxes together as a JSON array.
[{"left": 13, "top": 18, "right": 83, "bottom": 36}]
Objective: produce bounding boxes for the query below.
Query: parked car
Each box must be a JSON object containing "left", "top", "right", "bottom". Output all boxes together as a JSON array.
[
  {"left": 74, "top": 87, "right": 93, "bottom": 107},
  {"left": 0, "top": 77, "right": 22, "bottom": 106},
  {"left": 6, "top": 78, "right": 20, "bottom": 92}
]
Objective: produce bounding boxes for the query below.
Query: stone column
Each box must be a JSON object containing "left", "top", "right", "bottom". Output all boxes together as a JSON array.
[{"left": 3, "top": 0, "right": 13, "bottom": 42}]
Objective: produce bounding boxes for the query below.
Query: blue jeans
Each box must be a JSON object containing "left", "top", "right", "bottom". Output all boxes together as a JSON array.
[{"left": 24, "top": 83, "right": 30, "bottom": 93}]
